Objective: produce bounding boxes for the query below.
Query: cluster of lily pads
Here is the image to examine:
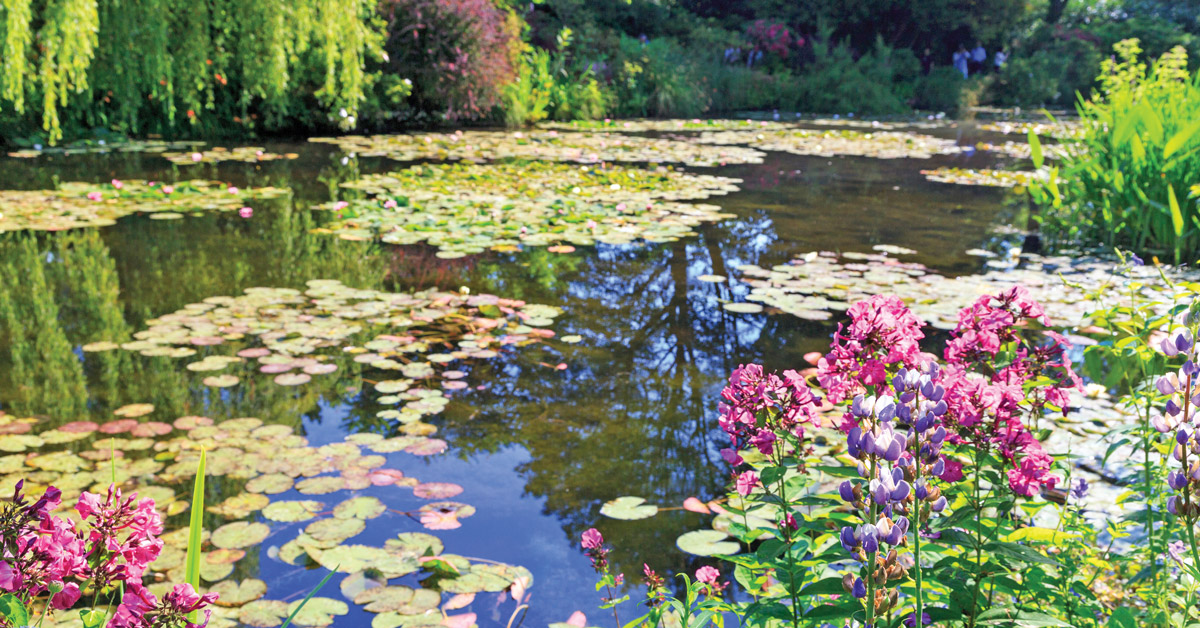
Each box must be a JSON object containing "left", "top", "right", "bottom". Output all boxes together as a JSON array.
[
  {"left": 977, "top": 120, "right": 1081, "bottom": 139},
  {"left": 5, "top": 139, "right": 205, "bottom": 159},
  {"left": 692, "top": 128, "right": 963, "bottom": 159},
  {"left": 163, "top": 147, "right": 301, "bottom": 165},
  {"left": 308, "top": 131, "right": 765, "bottom": 167},
  {"left": 311, "top": 162, "right": 740, "bottom": 258},
  {"left": 83, "top": 280, "right": 561, "bottom": 435},
  {"left": 920, "top": 167, "right": 1042, "bottom": 188},
  {"left": 0, "top": 409, "right": 529, "bottom": 628},
  {"left": 0, "top": 179, "right": 290, "bottom": 232},
  {"left": 726, "top": 247, "right": 1184, "bottom": 329}
]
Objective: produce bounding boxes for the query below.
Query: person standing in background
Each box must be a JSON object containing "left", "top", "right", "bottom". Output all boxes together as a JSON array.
[
  {"left": 920, "top": 47, "right": 934, "bottom": 75},
  {"left": 971, "top": 42, "right": 987, "bottom": 74},
  {"left": 994, "top": 48, "right": 1008, "bottom": 70},
  {"left": 953, "top": 45, "right": 969, "bottom": 78}
]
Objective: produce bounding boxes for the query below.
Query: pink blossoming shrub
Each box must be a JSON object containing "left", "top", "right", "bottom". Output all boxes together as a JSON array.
[{"left": 0, "top": 481, "right": 217, "bottom": 627}]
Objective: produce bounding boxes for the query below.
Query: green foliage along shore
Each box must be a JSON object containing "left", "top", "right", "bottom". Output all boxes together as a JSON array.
[{"left": 1, "top": 0, "right": 1198, "bottom": 144}]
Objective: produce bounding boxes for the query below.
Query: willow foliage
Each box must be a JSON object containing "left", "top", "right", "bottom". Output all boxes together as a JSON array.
[{"left": 0, "top": 0, "right": 382, "bottom": 143}]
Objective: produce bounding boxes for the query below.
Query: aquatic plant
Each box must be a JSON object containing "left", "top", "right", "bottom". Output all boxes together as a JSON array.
[
  {"left": 0, "top": 180, "right": 290, "bottom": 232},
  {"left": 308, "top": 131, "right": 765, "bottom": 167},
  {"left": 1031, "top": 39, "right": 1200, "bottom": 263},
  {"left": 310, "top": 161, "right": 740, "bottom": 258},
  {"left": 587, "top": 286, "right": 1142, "bottom": 627},
  {"left": 692, "top": 128, "right": 962, "bottom": 160}
]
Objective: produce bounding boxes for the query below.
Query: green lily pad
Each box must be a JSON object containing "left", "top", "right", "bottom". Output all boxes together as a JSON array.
[
  {"left": 212, "top": 522, "right": 271, "bottom": 549},
  {"left": 385, "top": 533, "right": 444, "bottom": 558},
  {"left": 285, "top": 597, "right": 348, "bottom": 627},
  {"left": 353, "top": 586, "right": 440, "bottom": 614},
  {"left": 246, "top": 473, "right": 294, "bottom": 494},
  {"left": 262, "top": 500, "right": 325, "bottom": 523},
  {"left": 722, "top": 303, "right": 763, "bottom": 314},
  {"left": 210, "top": 579, "right": 268, "bottom": 607},
  {"left": 239, "top": 600, "right": 291, "bottom": 627},
  {"left": 333, "top": 496, "right": 387, "bottom": 520},
  {"left": 296, "top": 477, "right": 346, "bottom": 495},
  {"left": 599, "top": 496, "right": 658, "bottom": 520},
  {"left": 676, "top": 530, "right": 740, "bottom": 556},
  {"left": 305, "top": 517, "right": 366, "bottom": 543},
  {"left": 207, "top": 493, "right": 270, "bottom": 518}
]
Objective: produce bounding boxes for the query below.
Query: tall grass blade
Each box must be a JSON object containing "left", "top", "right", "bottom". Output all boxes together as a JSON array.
[
  {"left": 1028, "top": 130, "right": 1044, "bottom": 170},
  {"left": 280, "top": 567, "right": 339, "bottom": 628},
  {"left": 184, "top": 448, "right": 207, "bottom": 622}
]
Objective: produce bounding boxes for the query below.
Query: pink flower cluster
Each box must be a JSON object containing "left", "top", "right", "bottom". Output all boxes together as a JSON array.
[
  {"left": 817, "top": 288, "right": 1080, "bottom": 497},
  {"left": 746, "top": 20, "right": 800, "bottom": 58},
  {"left": 940, "top": 288, "right": 1082, "bottom": 496},
  {"left": 818, "top": 295, "right": 928, "bottom": 404},
  {"left": 0, "top": 482, "right": 217, "bottom": 627},
  {"left": 717, "top": 363, "right": 821, "bottom": 466}
]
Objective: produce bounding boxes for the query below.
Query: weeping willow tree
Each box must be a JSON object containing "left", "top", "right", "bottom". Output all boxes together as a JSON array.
[{"left": 0, "top": 0, "right": 383, "bottom": 143}]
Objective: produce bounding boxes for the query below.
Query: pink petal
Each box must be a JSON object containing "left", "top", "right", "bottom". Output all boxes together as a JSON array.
[
  {"left": 682, "top": 497, "right": 711, "bottom": 514},
  {"left": 566, "top": 611, "right": 587, "bottom": 628},
  {"left": 441, "top": 613, "right": 476, "bottom": 628}
]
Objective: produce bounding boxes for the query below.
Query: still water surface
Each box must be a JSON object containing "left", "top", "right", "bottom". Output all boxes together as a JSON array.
[{"left": 0, "top": 123, "right": 1018, "bottom": 626}]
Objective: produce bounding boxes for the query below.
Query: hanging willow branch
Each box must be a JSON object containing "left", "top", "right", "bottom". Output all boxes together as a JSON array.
[{"left": 0, "top": 0, "right": 383, "bottom": 143}]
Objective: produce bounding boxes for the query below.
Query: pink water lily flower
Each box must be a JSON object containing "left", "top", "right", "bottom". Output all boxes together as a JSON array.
[
  {"left": 238, "top": 207, "right": 253, "bottom": 218},
  {"left": 111, "top": 179, "right": 123, "bottom": 189},
  {"left": 86, "top": 191, "right": 103, "bottom": 201},
  {"left": 161, "top": 185, "right": 174, "bottom": 194},
  {"left": 190, "top": 152, "right": 203, "bottom": 162},
  {"left": 227, "top": 186, "right": 239, "bottom": 195}
]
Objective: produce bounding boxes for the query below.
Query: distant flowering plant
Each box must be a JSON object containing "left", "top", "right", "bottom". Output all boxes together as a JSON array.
[{"left": 0, "top": 481, "right": 217, "bottom": 628}]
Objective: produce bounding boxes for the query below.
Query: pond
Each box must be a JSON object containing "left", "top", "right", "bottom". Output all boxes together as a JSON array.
[{"left": 0, "top": 120, "right": 1026, "bottom": 628}]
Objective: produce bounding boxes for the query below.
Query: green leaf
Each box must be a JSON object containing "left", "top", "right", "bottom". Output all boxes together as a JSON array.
[
  {"left": 0, "top": 593, "right": 29, "bottom": 627},
  {"left": 1028, "top": 130, "right": 1044, "bottom": 169},
  {"left": 80, "top": 608, "right": 107, "bottom": 628},
  {"left": 1170, "top": 183, "right": 1184, "bottom": 238},
  {"left": 1165, "top": 119, "right": 1200, "bottom": 159},
  {"left": 184, "top": 448, "right": 207, "bottom": 623},
  {"left": 982, "top": 541, "right": 1058, "bottom": 566}
]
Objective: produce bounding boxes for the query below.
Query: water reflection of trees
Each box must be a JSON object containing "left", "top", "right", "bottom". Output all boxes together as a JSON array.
[{"left": 426, "top": 213, "right": 838, "bottom": 581}]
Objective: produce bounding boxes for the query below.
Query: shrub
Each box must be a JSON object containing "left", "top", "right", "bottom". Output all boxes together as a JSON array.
[
  {"left": 1033, "top": 39, "right": 1200, "bottom": 263},
  {"left": 912, "top": 67, "right": 966, "bottom": 113},
  {"left": 611, "top": 36, "right": 706, "bottom": 118},
  {"left": 987, "top": 28, "right": 1104, "bottom": 106},
  {"left": 379, "top": 0, "right": 520, "bottom": 121},
  {"left": 501, "top": 46, "right": 610, "bottom": 126}
]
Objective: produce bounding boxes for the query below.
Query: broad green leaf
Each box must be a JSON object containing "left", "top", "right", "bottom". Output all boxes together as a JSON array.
[
  {"left": 676, "top": 530, "right": 739, "bottom": 556},
  {"left": 0, "top": 593, "right": 29, "bottom": 627},
  {"left": 1028, "top": 130, "right": 1044, "bottom": 169}
]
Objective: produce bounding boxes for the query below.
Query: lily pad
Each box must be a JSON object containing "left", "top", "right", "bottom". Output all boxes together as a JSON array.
[
  {"left": 212, "top": 521, "right": 271, "bottom": 549},
  {"left": 210, "top": 579, "right": 268, "bottom": 607},
  {"left": 354, "top": 586, "right": 440, "bottom": 614},
  {"left": 305, "top": 517, "right": 367, "bottom": 543},
  {"left": 676, "top": 530, "right": 740, "bottom": 556},
  {"left": 262, "top": 500, "right": 325, "bottom": 523},
  {"left": 412, "top": 483, "right": 463, "bottom": 500},
  {"left": 333, "top": 496, "right": 387, "bottom": 520},
  {"left": 285, "top": 597, "right": 348, "bottom": 627},
  {"left": 246, "top": 473, "right": 294, "bottom": 495},
  {"left": 599, "top": 496, "right": 658, "bottom": 520},
  {"left": 239, "top": 600, "right": 291, "bottom": 627}
]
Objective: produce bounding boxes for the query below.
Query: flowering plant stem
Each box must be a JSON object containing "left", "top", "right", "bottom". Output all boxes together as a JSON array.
[{"left": 866, "top": 454, "right": 878, "bottom": 628}]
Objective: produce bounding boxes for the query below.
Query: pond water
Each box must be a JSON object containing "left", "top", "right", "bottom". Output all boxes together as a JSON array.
[{"left": 0, "top": 121, "right": 1024, "bottom": 628}]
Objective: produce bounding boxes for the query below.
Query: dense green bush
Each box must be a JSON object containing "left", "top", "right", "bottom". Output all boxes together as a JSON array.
[
  {"left": 501, "top": 45, "right": 610, "bottom": 126},
  {"left": 1034, "top": 39, "right": 1200, "bottom": 263},
  {"left": 611, "top": 36, "right": 707, "bottom": 118},
  {"left": 987, "top": 27, "right": 1104, "bottom": 106}
]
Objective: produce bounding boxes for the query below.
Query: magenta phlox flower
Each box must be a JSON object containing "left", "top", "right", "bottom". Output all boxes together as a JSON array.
[
  {"left": 735, "top": 471, "right": 760, "bottom": 496},
  {"left": 819, "top": 295, "right": 926, "bottom": 404},
  {"left": 718, "top": 363, "right": 821, "bottom": 464}
]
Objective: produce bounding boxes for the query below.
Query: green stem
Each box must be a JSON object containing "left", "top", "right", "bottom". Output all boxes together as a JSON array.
[
  {"left": 866, "top": 454, "right": 879, "bottom": 628},
  {"left": 777, "top": 477, "right": 801, "bottom": 628},
  {"left": 965, "top": 448, "right": 986, "bottom": 628},
  {"left": 912, "top": 429, "right": 924, "bottom": 628}
]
